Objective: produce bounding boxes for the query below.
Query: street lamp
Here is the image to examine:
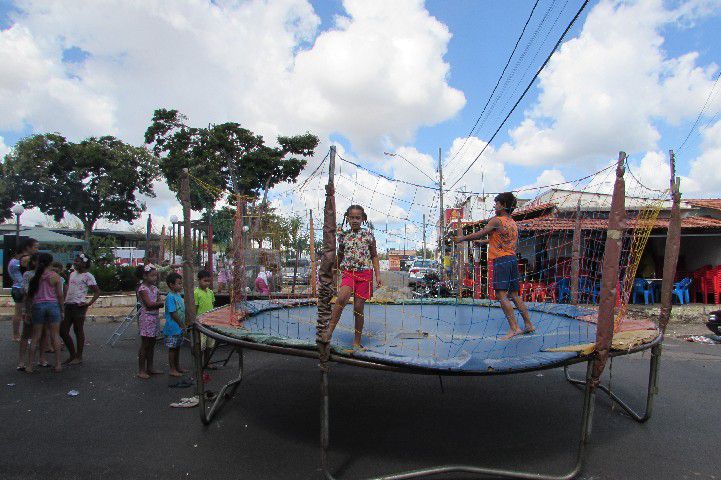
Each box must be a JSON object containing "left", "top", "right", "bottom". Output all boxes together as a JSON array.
[
  {"left": 11, "top": 204, "right": 24, "bottom": 245},
  {"left": 169, "top": 215, "right": 178, "bottom": 262}
]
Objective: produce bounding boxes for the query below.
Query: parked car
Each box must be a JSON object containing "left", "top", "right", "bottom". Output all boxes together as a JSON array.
[
  {"left": 408, "top": 259, "right": 438, "bottom": 286},
  {"left": 282, "top": 259, "right": 311, "bottom": 285}
]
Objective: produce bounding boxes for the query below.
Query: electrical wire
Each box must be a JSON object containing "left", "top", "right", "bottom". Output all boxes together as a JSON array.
[
  {"left": 448, "top": 0, "right": 590, "bottom": 191},
  {"left": 443, "top": 0, "right": 541, "bottom": 169}
]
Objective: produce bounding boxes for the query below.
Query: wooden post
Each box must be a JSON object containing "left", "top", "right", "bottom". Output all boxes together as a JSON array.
[
  {"left": 570, "top": 200, "right": 582, "bottom": 305},
  {"left": 457, "top": 216, "right": 463, "bottom": 301},
  {"left": 591, "top": 152, "right": 627, "bottom": 387},
  {"left": 309, "top": 210, "right": 317, "bottom": 296},
  {"left": 145, "top": 214, "right": 152, "bottom": 262},
  {"left": 207, "top": 207, "right": 214, "bottom": 286},
  {"left": 438, "top": 147, "right": 444, "bottom": 279},
  {"left": 180, "top": 169, "right": 197, "bottom": 326},
  {"left": 316, "top": 146, "right": 337, "bottom": 359},
  {"left": 422, "top": 214, "right": 427, "bottom": 261},
  {"left": 658, "top": 151, "right": 682, "bottom": 334},
  {"left": 192, "top": 227, "right": 197, "bottom": 266},
  {"left": 159, "top": 225, "right": 166, "bottom": 262}
]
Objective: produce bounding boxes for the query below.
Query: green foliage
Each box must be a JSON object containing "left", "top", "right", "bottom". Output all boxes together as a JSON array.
[
  {"left": 145, "top": 109, "right": 319, "bottom": 209},
  {"left": 3, "top": 134, "right": 159, "bottom": 239},
  {"left": 282, "top": 214, "right": 309, "bottom": 259},
  {"left": 0, "top": 165, "right": 15, "bottom": 221},
  {"left": 87, "top": 235, "right": 118, "bottom": 264},
  {"left": 89, "top": 264, "right": 138, "bottom": 292}
]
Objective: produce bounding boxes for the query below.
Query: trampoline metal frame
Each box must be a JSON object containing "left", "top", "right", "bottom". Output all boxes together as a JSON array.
[
  {"left": 564, "top": 342, "right": 662, "bottom": 423},
  {"left": 192, "top": 319, "right": 663, "bottom": 479}
]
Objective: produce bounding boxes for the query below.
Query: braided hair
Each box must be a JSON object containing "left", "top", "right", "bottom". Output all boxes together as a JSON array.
[{"left": 342, "top": 204, "right": 368, "bottom": 230}]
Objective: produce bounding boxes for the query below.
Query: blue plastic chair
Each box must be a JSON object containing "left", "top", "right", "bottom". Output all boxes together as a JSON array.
[
  {"left": 578, "top": 277, "right": 595, "bottom": 303},
  {"left": 632, "top": 278, "right": 653, "bottom": 304},
  {"left": 672, "top": 277, "right": 691, "bottom": 305},
  {"left": 557, "top": 278, "right": 571, "bottom": 303},
  {"left": 590, "top": 281, "right": 601, "bottom": 304}
]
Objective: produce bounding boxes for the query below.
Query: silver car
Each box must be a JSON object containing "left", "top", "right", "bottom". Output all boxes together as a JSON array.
[
  {"left": 282, "top": 259, "right": 311, "bottom": 285},
  {"left": 408, "top": 260, "right": 438, "bottom": 286}
]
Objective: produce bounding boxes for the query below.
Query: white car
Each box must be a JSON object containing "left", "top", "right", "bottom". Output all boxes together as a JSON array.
[{"left": 408, "top": 260, "right": 438, "bottom": 285}]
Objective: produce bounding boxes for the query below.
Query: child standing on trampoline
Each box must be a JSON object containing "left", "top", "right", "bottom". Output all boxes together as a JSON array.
[
  {"left": 324, "top": 205, "right": 382, "bottom": 349},
  {"left": 454, "top": 192, "right": 534, "bottom": 340}
]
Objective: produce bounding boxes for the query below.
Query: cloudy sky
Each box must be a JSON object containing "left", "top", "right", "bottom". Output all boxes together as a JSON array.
[{"left": 1, "top": 0, "right": 720, "bottom": 250}]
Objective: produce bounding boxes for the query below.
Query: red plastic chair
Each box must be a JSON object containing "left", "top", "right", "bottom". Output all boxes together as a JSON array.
[{"left": 712, "top": 273, "right": 721, "bottom": 305}]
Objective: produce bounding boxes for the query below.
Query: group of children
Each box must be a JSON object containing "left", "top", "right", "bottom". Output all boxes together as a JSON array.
[
  {"left": 324, "top": 192, "right": 534, "bottom": 347},
  {"left": 135, "top": 265, "right": 216, "bottom": 382},
  {"left": 10, "top": 239, "right": 101, "bottom": 373}
]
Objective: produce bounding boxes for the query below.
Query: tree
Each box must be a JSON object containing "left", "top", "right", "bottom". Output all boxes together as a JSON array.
[
  {"left": 145, "top": 108, "right": 319, "bottom": 208},
  {"left": 0, "top": 165, "right": 15, "bottom": 221},
  {"left": 4, "top": 134, "right": 159, "bottom": 240}
]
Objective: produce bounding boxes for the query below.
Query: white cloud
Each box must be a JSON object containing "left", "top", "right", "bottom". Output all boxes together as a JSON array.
[
  {"left": 0, "top": 136, "right": 10, "bottom": 158},
  {"left": 0, "top": 0, "right": 465, "bottom": 229},
  {"left": 1, "top": 0, "right": 463, "bottom": 150},
  {"left": 687, "top": 118, "right": 721, "bottom": 196},
  {"left": 493, "top": 0, "right": 721, "bottom": 168}
]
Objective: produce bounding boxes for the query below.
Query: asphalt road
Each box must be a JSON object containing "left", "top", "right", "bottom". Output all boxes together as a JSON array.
[{"left": 1, "top": 321, "right": 720, "bottom": 480}]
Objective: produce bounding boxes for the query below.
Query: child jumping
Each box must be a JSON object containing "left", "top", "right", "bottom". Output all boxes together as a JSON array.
[
  {"left": 324, "top": 205, "right": 382, "bottom": 349},
  {"left": 61, "top": 253, "right": 100, "bottom": 365},
  {"left": 454, "top": 192, "right": 534, "bottom": 340},
  {"left": 194, "top": 270, "right": 216, "bottom": 368},
  {"left": 164, "top": 272, "right": 187, "bottom": 378},
  {"left": 136, "top": 264, "right": 164, "bottom": 379}
]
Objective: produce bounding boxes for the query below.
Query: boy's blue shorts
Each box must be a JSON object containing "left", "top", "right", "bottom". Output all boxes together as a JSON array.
[
  {"left": 493, "top": 255, "right": 520, "bottom": 292},
  {"left": 165, "top": 335, "right": 183, "bottom": 349}
]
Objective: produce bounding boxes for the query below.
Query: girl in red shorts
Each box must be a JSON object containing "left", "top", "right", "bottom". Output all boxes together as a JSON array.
[{"left": 325, "top": 205, "right": 382, "bottom": 349}]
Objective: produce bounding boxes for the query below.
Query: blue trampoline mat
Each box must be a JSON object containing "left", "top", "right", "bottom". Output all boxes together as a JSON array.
[{"left": 202, "top": 300, "right": 609, "bottom": 373}]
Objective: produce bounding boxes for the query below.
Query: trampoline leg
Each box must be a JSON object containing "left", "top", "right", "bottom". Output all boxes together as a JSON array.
[
  {"left": 320, "top": 361, "right": 595, "bottom": 480},
  {"left": 195, "top": 327, "right": 244, "bottom": 425},
  {"left": 564, "top": 345, "right": 660, "bottom": 423}
]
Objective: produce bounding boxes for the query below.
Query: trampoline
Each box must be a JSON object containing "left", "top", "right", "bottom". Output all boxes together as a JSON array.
[
  {"left": 198, "top": 299, "right": 658, "bottom": 374},
  {"left": 180, "top": 148, "right": 682, "bottom": 480}
]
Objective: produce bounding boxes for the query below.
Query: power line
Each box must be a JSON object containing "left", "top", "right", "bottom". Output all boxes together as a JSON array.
[
  {"left": 448, "top": 0, "right": 590, "bottom": 191},
  {"left": 448, "top": 0, "right": 569, "bottom": 182},
  {"left": 678, "top": 70, "right": 721, "bottom": 152},
  {"left": 443, "top": 0, "right": 541, "bottom": 169},
  {"left": 443, "top": 0, "right": 562, "bottom": 181}
]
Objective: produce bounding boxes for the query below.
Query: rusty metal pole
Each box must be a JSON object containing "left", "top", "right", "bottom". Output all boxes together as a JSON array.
[
  {"left": 659, "top": 151, "right": 682, "bottom": 334},
  {"left": 180, "top": 169, "right": 197, "bottom": 326},
  {"left": 309, "top": 210, "right": 317, "bottom": 297},
  {"left": 591, "top": 152, "right": 627, "bottom": 387},
  {"left": 571, "top": 201, "right": 582, "bottom": 305}
]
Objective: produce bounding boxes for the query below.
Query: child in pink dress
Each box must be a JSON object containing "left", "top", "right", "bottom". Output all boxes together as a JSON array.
[{"left": 136, "top": 264, "right": 164, "bottom": 379}]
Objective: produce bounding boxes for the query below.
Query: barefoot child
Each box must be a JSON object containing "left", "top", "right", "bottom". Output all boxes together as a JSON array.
[
  {"left": 324, "top": 205, "right": 382, "bottom": 349},
  {"left": 136, "top": 264, "right": 164, "bottom": 379},
  {"left": 164, "top": 272, "right": 186, "bottom": 378},
  {"left": 60, "top": 253, "right": 100, "bottom": 365},
  {"left": 453, "top": 192, "right": 534, "bottom": 340},
  {"left": 194, "top": 270, "right": 216, "bottom": 367}
]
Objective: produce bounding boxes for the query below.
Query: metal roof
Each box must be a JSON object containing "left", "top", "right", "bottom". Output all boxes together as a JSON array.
[
  {"left": 513, "top": 214, "right": 721, "bottom": 232},
  {"left": 686, "top": 199, "right": 721, "bottom": 212},
  {"left": 7, "top": 227, "right": 87, "bottom": 245}
]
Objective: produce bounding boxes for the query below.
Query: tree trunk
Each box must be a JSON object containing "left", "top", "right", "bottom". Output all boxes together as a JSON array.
[{"left": 83, "top": 220, "right": 95, "bottom": 243}]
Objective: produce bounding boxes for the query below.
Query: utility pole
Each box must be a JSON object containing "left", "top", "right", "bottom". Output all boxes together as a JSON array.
[
  {"left": 438, "top": 147, "right": 444, "bottom": 278},
  {"left": 422, "top": 214, "right": 427, "bottom": 261}
]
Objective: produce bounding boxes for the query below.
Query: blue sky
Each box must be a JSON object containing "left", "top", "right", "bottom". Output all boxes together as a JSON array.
[{"left": 1, "top": 0, "right": 720, "bottom": 240}]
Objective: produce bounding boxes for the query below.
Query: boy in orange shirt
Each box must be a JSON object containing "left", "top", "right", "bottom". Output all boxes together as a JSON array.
[{"left": 454, "top": 192, "right": 534, "bottom": 340}]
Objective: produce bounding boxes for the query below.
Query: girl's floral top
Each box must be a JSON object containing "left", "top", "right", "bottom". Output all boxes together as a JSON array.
[{"left": 338, "top": 228, "right": 377, "bottom": 271}]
